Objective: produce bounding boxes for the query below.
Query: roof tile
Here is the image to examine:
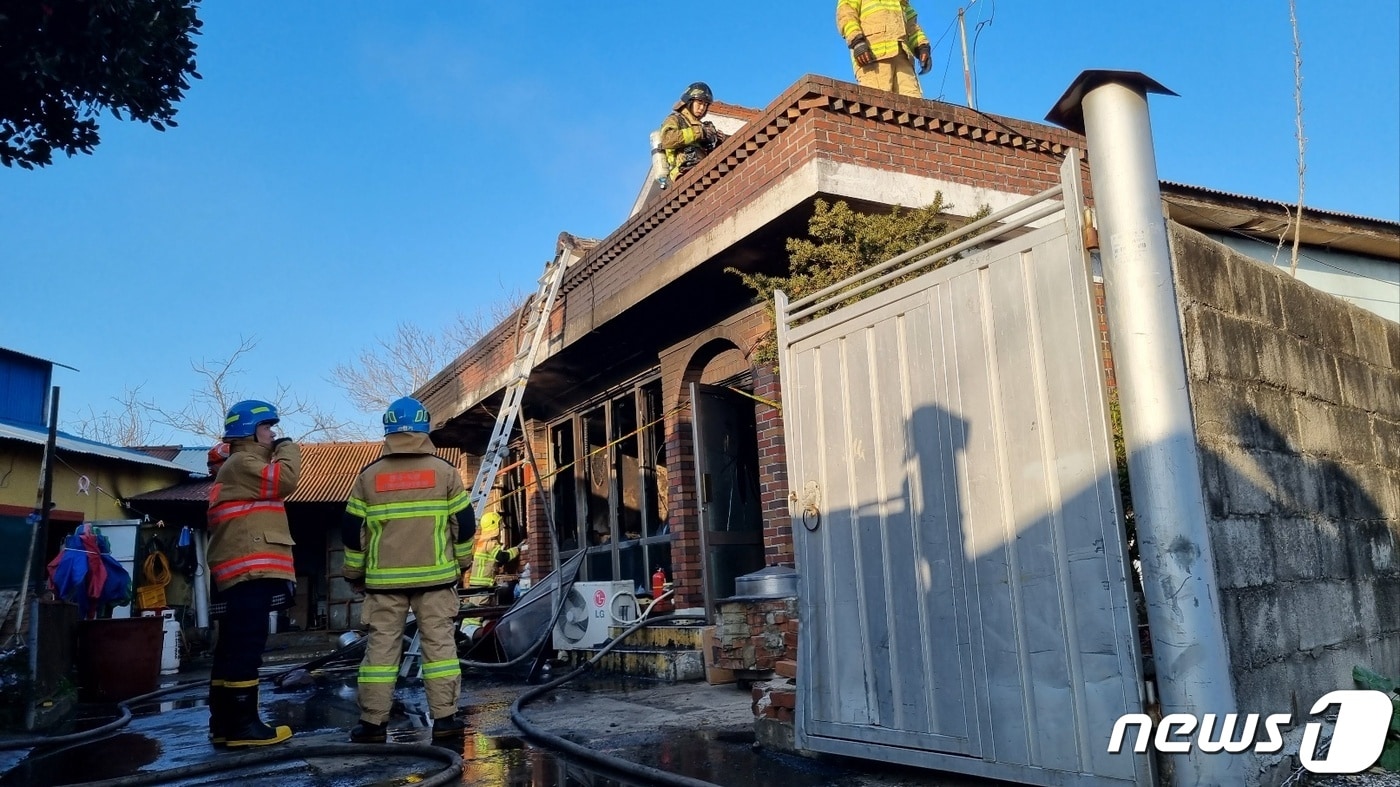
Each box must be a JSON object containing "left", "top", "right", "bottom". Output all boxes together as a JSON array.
[{"left": 128, "top": 441, "right": 464, "bottom": 504}]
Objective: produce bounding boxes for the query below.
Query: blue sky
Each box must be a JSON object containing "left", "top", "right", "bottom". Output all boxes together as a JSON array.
[{"left": 3, "top": 1, "right": 1397, "bottom": 446}]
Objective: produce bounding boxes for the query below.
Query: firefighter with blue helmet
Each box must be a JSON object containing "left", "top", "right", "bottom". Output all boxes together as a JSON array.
[
  {"left": 343, "top": 396, "right": 475, "bottom": 742},
  {"left": 207, "top": 399, "right": 301, "bottom": 748}
]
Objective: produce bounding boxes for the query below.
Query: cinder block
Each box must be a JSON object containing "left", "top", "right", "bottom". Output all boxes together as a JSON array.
[
  {"left": 1244, "top": 386, "right": 1297, "bottom": 453},
  {"left": 1292, "top": 398, "right": 1344, "bottom": 459},
  {"left": 1253, "top": 328, "right": 1290, "bottom": 389},
  {"left": 1211, "top": 519, "right": 1274, "bottom": 588},
  {"left": 1222, "top": 589, "right": 1291, "bottom": 669},
  {"left": 1173, "top": 233, "right": 1239, "bottom": 312},
  {"left": 1189, "top": 378, "right": 1245, "bottom": 443},
  {"left": 1285, "top": 580, "right": 1360, "bottom": 652},
  {"left": 1351, "top": 310, "right": 1392, "bottom": 367},
  {"left": 1375, "top": 368, "right": 1400, "bottom": 421},
  {"left": 1216, "top": 446, "right": 1278, "bottom": 517},
  {"left": 1279, "top": 277, "right": 1328, "bottom": 344},
  {"left": 1333, "top": 356, "right": 1377, "bottom": 413},
  {"left": 1268, "top": 517, "right": 1329, "bottom": 582}
]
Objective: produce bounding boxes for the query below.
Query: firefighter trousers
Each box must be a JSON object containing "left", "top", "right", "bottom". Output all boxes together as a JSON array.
[
  {"left": 357, "top": 586, "right": 461, "bottom": 724},
  {"left": 853, "top": 51, "right": 922, "bottom": 98}
]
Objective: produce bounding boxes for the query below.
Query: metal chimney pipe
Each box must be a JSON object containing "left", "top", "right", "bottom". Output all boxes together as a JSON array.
[{"left": 1048, "top": 72, "right": 1242, "bottom": 785}]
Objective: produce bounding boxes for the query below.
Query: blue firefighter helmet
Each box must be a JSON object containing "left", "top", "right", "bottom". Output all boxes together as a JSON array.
[
  {"left": 224, "top": 400, "right": 279, "bottom": 440},
  {"left": 384, "top": 396, "right": 431, "bottom": 435}
]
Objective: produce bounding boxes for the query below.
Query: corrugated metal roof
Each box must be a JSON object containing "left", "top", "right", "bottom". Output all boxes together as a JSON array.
[
  {"left": 0, "top": 346, "right": 79, "bottom": 372},
  {"left": 128, "top": 441, "right": 465, "bottom": 504},
  {"left": 134, "top": 445, "right": 182, "bottom": 461},
  {"left": 1160, "top": 180, "right": 1400, "bottom": 227},
  {"left": 0, "top": 420, "right": 189, "bottom": 471}
]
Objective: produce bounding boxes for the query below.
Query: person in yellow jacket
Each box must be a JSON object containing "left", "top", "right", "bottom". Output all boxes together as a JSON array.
[
  {"left": 206, "top": 399, "right": 300, "bottom": 748},
  {"left": 657, "top": 82, "right": 727, "bottom": 187},
  {"left": 458, "top": 511, "right": 521, "bottom": 639},
  {"left": 837, "top": 0, "right": 933, "bottom": 98},
  {"left": 342, "top": 397, "right": 474, "bottom": 743}
]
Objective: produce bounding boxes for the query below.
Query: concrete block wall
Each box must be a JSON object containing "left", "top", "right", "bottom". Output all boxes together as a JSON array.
[{"left": 1170, "top": 223, "right": 1400, "bottom": 730}]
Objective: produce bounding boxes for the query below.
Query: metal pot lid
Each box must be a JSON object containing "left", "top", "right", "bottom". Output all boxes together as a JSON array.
[{"left": 737, "top": 565, "right": 797, "bottom": 580}]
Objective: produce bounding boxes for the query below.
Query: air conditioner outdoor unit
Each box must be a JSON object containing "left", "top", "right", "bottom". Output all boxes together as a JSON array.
[{"left": 552, "top": 581, "right": 637, "bottom": 651}]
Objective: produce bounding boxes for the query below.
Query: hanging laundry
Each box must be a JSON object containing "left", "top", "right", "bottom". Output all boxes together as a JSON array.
[{"left": 47, "top": 523, "right": 132, "bottom": 619}]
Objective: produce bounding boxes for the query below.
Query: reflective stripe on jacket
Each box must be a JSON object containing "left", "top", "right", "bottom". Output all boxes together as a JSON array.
[
  {"left": 343, "top": 432, "right": 473, "bottom": 592},
  {"left": 837, "top": 0, "right": 929, "bottom": 62},
  {"left": 658, "top": 107, "right": 710, "bottom": 182},
  {"left": 467, "top": 539, "right": 519, "bottom": 589},
  {"left": 207, "top": 439, "right": 301, "bottom": 592}
]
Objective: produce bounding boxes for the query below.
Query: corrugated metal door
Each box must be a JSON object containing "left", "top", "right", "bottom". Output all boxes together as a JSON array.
[{"left": 777, "top": 155, "right": 1152, "bottom": 786}]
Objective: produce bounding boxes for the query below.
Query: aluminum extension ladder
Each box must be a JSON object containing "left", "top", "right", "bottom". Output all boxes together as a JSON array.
[{"left": 468, "top": 254, "right": 570, "bottom": 512}]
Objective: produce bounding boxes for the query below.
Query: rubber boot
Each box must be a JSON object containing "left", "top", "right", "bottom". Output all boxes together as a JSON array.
[
  {"left": 349, "top": 719, "right": 388, "bottom": 743},
  {"left": 207, "top": 680, "right": 229, "bottom": 745},
  {"left": 431, "top": 712, "right": 466, "bottom": 738},
  {"left": 222, "top": 680, "right": 292, "bottom": 748}
]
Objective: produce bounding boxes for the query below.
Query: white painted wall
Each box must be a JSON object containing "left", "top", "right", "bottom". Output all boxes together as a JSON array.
[{"left": 1211, "top": 233, "right": 1400, "bottom": 323}]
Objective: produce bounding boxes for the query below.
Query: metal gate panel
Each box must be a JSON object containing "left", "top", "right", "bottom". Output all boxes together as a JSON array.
[{"left": 778, "top": 154, "right": 1151, "bottom": 786}]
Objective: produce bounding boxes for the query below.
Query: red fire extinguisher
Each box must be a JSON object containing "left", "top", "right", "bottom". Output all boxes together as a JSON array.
[{"left": 652, "top": 567, "right": 667, "bottom": 612}]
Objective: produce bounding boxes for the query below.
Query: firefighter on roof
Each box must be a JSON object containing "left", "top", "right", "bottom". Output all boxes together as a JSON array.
[
  {"left": 343, "top": 396, "right": 475, "bottom": 742},
  {"left": 837, "top": 0, "right": 932, "bottom": 98},
  {"left": 657, "top": 81, "right": 727, "bottom": 187}
]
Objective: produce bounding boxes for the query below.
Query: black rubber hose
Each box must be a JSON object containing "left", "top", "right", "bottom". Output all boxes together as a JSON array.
[
  {"left": 510, "top": 613, "right": 724, "bottom": 787},
  {"left": 68, "top": 743, "right": 461, "bottom": 787}
]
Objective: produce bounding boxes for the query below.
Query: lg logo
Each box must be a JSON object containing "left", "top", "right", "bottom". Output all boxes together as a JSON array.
[{"left": 1109, "top": 690, "right": 1394, "bottom": 774}]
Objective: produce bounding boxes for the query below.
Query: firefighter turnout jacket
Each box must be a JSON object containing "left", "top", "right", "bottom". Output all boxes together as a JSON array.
[
  {"left": 837, "top": 0, "right": 930, "bottom": 64},
  {"left": 342, "top": 432, "right": 474, "bottom": 592},
  {"left": 207, "top": 438, "right": 301, "bottom": 592},
  {"left": 659, "top": 106, "right": 722, "bottom": 183}
]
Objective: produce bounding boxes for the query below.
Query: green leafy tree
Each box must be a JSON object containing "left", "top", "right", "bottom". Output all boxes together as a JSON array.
[
  {"left": 0, "top": 0, "right": 202, "bottom": 169},
  {"left": 729, "top": 193, "right": 988, "bottom": 366}
]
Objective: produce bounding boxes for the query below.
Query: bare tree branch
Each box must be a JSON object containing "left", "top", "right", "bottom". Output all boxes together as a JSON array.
[
  {"left": 70, "top": 385, "right": 162, "bottom": 446},
  {"left": 75, "top": 336, "right": 372, "bottom": 444},
  {"left": 1288, "top": 0, "right": 1306, "bottom": 277},
  {"left": 329, "top": 290, "right": 528, "bottom": 414}
]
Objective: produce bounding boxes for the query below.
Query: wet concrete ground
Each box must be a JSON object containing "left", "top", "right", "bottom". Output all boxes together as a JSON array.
[{"left": 0, "top": 660, "right": 1004, "bottom": 787}]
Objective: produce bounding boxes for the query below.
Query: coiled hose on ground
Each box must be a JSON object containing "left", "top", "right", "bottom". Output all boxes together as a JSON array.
[{"left": 509, "top": 611, "right": 725, "bottom": 787}]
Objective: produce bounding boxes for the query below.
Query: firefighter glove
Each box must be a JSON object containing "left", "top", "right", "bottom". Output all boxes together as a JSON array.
[
  {"left": 915, "top": 43, "right": 932, "bottom": 74},
  {"left": 495, "top": 550, "right": 512, "bottom": 565},
  {"left": 702, "top": 121, "right": 721, "bottom": 147},
  {"left": 850, "top": 35, "right": 875, "bottom": 67}
]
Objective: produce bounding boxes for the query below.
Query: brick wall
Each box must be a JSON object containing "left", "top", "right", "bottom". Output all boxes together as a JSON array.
[
  {"left": 1171, "top": 223, "right": 1400, "bottom": 781},
  {"left": 715, "top": 597, "right": 798, "bottom": 672}
]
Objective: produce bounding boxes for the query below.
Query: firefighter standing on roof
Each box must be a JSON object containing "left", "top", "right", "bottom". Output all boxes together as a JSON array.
[
  {"left": 657, "top": 82, "right": 727, "bottom": 187},
  {"left": 342, "top": 397, "right": 475, "bottom": 742},
  {"left": 837, "top": 0, "right": 932, "bottom": 98},
  {"left": 206, "top": 400, "right": 300, "bottom": 748}
]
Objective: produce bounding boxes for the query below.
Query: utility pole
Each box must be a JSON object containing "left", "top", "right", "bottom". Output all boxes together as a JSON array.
[
  {"left": 958, "top": 7, "right": 976, "bottom": 110},
  {"left": 14, "top": 386, "right": 59, "bottom": 638}
]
